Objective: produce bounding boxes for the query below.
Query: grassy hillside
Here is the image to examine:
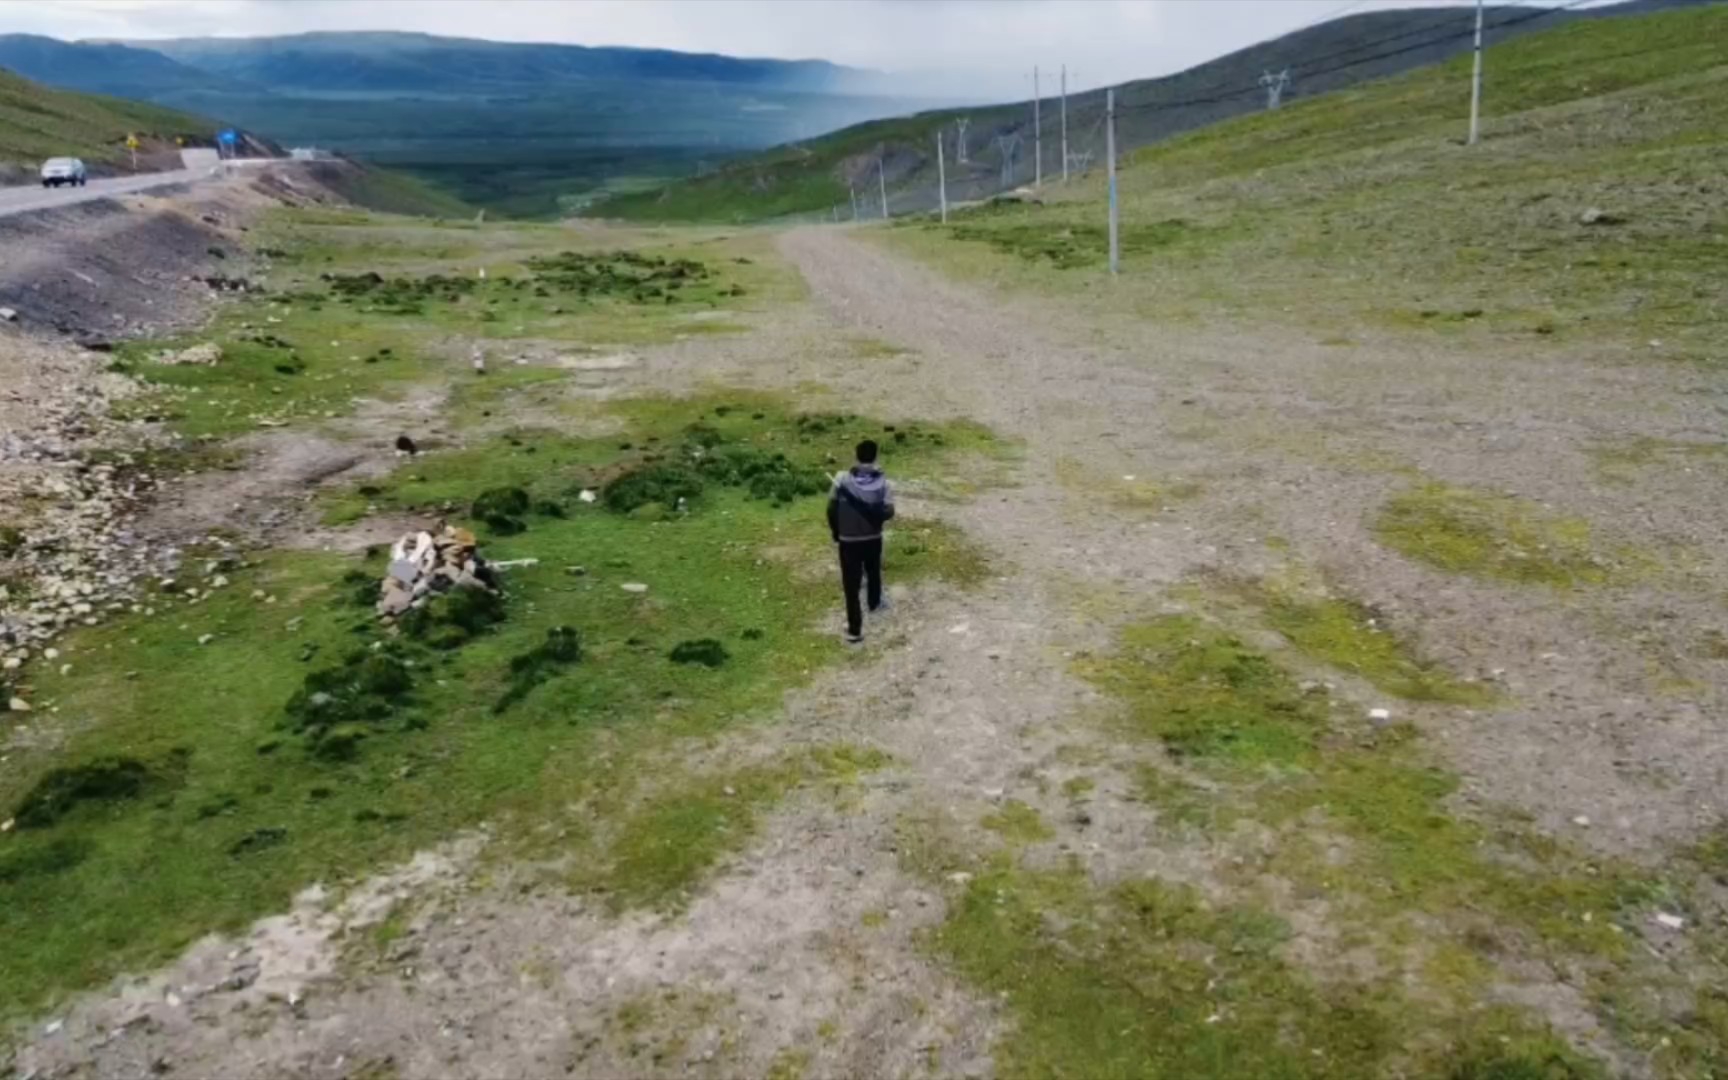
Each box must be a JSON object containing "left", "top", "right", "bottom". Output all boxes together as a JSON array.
[
  {"left": 885, "top": 3, "right": 1728, "bottom": 363},
  {"left": 597, "top": 0, "right": 1713, "bottom": 223},
  {"left": 292, "top": 159, "right": 474, "bottom": 218},
  {"left": 0, "top": 67, "right": 211, "bottom": 177}
]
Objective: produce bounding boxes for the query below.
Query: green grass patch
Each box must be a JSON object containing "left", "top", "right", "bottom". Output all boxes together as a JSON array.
[
  {"left": 981, "top": 800, "right": 1053, "bottom": 845},
  {"left": 577, "top": 745, "right": 890, "bottom": 913},
  {"left": 943, "top": 203, "right": 1210, "bottom": 270},
  {"left": 930, "top": 859, "right": 1601, "bottom": 1078},
  {"left": 1375, "top": 483, "right": 1613, "bottom": 587},
  {"left": 1243, "top": 581, "right": 1494, "bottom": 704},
  {"left": 114, "top": 216, "right": 793, "bottom": 440},
  {"left": 0, "top": 395, "right": 988, "bottom": 1024},
  {"left": 1078, "top": 615, "right": 1654, "bottom": 952},
  {"left": 1589, "top": 437, "right": 1728, "bottom": 484},
  {"left": 1065, "top": 612, "right": 1700, "bottom": 1070}
]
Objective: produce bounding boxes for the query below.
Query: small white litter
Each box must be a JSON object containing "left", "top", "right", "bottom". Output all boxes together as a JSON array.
[
  {"left": 621, "top": 582, "right": 649, "bottom": 594},
  {"left": 1368, "top": 708, "right": 1392, "bottom": 722},
  {"left": 578, "top": 489, "right": 597, "bottom": 504},
  {"left": 1654, "top": 912, "right": 1686, "bottom": 931}
]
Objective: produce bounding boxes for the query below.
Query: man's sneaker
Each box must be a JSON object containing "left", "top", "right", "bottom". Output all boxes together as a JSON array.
[
  {"left": 843, "top": 632, "right": 864, "bottom": 646},
  {"left": 870, "top": 595, "right": 893, "bottom": 614}
]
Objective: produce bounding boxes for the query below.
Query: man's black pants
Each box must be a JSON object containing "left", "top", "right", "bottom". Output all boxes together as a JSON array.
[{"left": 838, "top": 538, "right": 883, "bottom": 637}]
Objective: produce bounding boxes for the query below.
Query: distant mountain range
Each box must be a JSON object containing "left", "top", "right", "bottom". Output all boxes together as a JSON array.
[
  {"left": 126, "top": 32, "right": 881, "bottom": 96},
  {"left": 0, "top": 31, "right": 954, "bottom": 216},
  {"left": 0, "top": 31, "right": 884, "bottom": 99}
]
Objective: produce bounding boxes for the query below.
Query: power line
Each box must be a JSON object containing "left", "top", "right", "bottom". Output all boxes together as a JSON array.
[{"left": 1115, "top": 0, "right": 1593, "bottom": 117}]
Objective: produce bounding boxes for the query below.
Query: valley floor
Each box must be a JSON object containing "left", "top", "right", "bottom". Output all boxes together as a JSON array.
[{"left": 6, "top": 209, "right": 1728, "bottom": 1078}]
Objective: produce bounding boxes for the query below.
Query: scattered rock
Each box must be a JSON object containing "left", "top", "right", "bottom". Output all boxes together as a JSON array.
[
  {"left": 1578, "top": 207, "right": 1626, "bottom": 226},
  {"left": 1654, "top": 912, "right": 1686, "bottom": 931},
  {"left": 0, "top": 306, "right": 17, "bottom": 322},
  {"left": 8, "top": 696, "right": 31, "bottom": 712}
]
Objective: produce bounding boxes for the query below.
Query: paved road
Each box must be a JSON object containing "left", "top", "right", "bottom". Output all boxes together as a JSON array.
[{"left": 0, "top": 167, "right": 210, "bottom": 220}]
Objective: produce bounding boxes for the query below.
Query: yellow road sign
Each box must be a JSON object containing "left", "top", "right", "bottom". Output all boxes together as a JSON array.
[{"left": 125, "top": 134, "right": 140, "bottom": 149}]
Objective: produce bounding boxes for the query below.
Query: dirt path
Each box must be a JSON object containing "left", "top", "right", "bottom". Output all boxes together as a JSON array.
[{"left": 16, "top": 226, "right": 1726, "bottom": 1078}]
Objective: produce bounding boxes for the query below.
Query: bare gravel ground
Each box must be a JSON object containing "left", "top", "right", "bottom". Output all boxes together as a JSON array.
[{"left": 13, "top": 224, "right": 1728, "bottom": 1077}]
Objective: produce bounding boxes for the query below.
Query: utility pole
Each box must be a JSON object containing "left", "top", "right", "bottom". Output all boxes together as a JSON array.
[
  {"left": 849, "top": 184, "right": 858, "bottom": 221},
  {"left": 1106, "top": 88, "right": 1118, "bottom": 276},
  {"left": 878, "top": 155, "right": 888, "bottom": 219},
  {"left": 1032, "top": 66, "right": 1042, "bottom": 188},
  {"left": 1468, "top": 0, "right": 1485, "bottom": 145},
  {"left": 956, "top": 117, "right": 970, "bottom": 164},
  {"left": 996, "top": 134, "right": 1019, "bottom": 188},
  {"left": 935, "top": 129, "right": 948, "bottom": 224},
  {"left": 1260, "top": 69, "right": 1290, "bottom": 109},
  {"left": 1060, "top": 65, "right": 1069, "bottom": 182}
]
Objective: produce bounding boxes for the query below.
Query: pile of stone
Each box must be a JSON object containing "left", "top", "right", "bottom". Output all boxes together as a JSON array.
[
  {"left": 154, "top": 343, "right": 223, "bottom": 366},
  {"left": 377, "top": 524, "right": 499, "bottom": 618}
]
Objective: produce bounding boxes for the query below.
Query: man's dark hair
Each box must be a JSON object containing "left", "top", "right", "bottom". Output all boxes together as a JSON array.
[{"left": 855, "top": 439, "right": 879, "bottom": 465}]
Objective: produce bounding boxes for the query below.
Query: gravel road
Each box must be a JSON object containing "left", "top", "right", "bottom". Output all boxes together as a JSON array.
[{"left": 0, "top": 168, "right": 205, "bottom": 219}]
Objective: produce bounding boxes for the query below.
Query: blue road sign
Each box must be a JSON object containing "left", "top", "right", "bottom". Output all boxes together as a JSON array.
[{"left": 218, "top": 129, "right": 238, "bottom": 145}]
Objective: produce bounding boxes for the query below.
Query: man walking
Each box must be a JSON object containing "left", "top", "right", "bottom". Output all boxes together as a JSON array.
[{"left": 827, "top": 439, "right": 895, "bottom": 644}]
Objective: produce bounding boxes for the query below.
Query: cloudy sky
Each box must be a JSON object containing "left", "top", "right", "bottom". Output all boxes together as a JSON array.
[{"left": 1, "top": 0, "right": 1585, "bottom": 96}]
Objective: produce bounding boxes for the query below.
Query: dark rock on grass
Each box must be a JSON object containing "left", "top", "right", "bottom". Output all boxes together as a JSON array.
[
  {"left": 228, "top": 827, "right": 287, "bottom": 857},
  {"left": 669, "top": 639, "right": 730, "bottom": 669},
  {"left": 472, "top": 486, "right": 531, "bottom": 534},
  {"left": 11, "top": 754, "right": 182, "bottom": 829},
  {"left": 283, "top": 647, "right": 416, "bottom": 756},
  {"left": 696, "top": 446, "right": 827, "bottom": 505},
  {"left": 603, "top": 463, "right": 704, "bottom": 514},
  {"left": 0, "top": 837, "right": 94, "bottom": 883},
  {"left": 399, "top": 586, "right": 506, "bottom": 649},
  {"left": 495, "top": 625, "right": 582, "bottom": 712}
]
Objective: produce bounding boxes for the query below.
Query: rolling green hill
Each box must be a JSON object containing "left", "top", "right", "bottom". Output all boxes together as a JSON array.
[
  {"left": 596, "top": 0, "right": 1717, "bottom": 223},
  {"left": 885, "top": 2, "right": 1728, "bottom": 364},
  {"left": 0, "top": 66, "right": 212, "bottom": 180}
]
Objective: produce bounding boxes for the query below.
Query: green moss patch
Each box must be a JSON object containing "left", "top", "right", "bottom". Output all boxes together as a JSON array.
[
  {"left": 1375, "top": 483, "right": 1613, "bottom": 587},
  {"left": 981, "top": 800, "right": 1053, "bottom": 844},
  {"left": 494, "top": 626, "right": 582, "bottom": 713},
  {"left": 578, "top": 745, "right": 890, "bottom": 912},
  {"left": 11, "top": 755, "right": 184, "bottom": 830},
  {"left": 1245, "top": 583, "right": 1494, "bottom": 704},
  {"left": 1069, "top": 613, "right": 1693, "bottom": 1070},
  {"left": 931, "top": 861, "right": 1599, "bottom": 1079}
]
